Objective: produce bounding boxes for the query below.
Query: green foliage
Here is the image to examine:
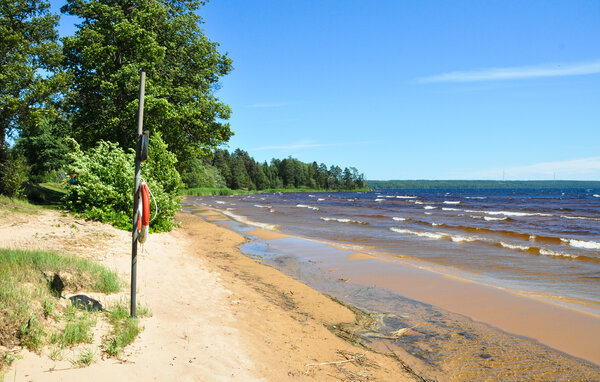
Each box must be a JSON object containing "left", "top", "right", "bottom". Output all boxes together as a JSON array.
[
  {"left": 61, "top": 0, "right": 233, "bottom": 164},
  {"left": 0, "top": 150, "right": 28, "bottom": 197},
  {"left": 0, "top": 0, "right": 65, "bottom": 165},
  {"left": 209, "top": 149, "right": 366, "bottom": 191},
  {"left": 63, "top": 134, "right": 182, "bottom": 232},
  {"left": 181, "top": 159, "right": 226, "bottom": 189},
  {"left": 73, "top": 348, "right": 95, "bottom": 367},
  {"left": 15, "top": 117, "right": 72, "bottom": 180},
  {"left": 20, "top": 316, "right": 45, "bottom": 352}
]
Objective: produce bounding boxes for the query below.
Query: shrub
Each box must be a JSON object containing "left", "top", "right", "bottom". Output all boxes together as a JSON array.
[
  {"left": 63, "top": 134, "right": 182, "bottom": 232},
  {"left": 0, "top": 150, "right": 28, "bottom": 197}
]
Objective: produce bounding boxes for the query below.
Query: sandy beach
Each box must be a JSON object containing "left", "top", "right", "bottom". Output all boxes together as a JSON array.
[{"left": 1, "top": 207, "right": 419, "bottom": 381}]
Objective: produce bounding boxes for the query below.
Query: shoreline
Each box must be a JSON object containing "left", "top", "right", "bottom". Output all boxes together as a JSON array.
[{"left": 188, "top": 206, "right": 600, "bottom": 373}]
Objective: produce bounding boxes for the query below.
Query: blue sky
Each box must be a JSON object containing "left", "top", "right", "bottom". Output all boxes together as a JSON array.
[{"left": 51, "top": 0, "right": 600, "bottom": 180}]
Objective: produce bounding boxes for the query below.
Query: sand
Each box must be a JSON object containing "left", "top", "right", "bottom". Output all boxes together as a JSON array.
[{"left": 0, "top": 208, "right": 418, "bottom": 381}]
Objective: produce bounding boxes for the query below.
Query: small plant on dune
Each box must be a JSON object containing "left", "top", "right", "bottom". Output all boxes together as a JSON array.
[
  {"left": 72, "top": 348, "right": 95, "bottom": 367},
  {"left": 102, "top": 300, "right": 151, "bottom": 357}
]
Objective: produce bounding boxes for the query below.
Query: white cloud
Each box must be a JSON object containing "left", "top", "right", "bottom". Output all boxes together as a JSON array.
[
  {"left": 418, "top": 60, "right": 600, "bottom": 83},
  {"left": 455, "top": 157, "right": 600, "bottom": 180},
  {"left": 252, "top": 140, "right": 373, "bottom": 151}
]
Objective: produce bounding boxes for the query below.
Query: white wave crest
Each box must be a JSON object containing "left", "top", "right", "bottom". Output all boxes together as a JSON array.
[
  {"left": 560, "top": 215, "right": 600, "bottom": 221},
  {"left": 424, "top": 206, "right": 437, "bottom": 210},
  {"left": 320, "top": 217, "right": 367, "bottom": 225},
  {"left": 296, "top": 204, "right": 319, "bottom": 211},
  {"left": 443, "top": 201, "right": 461, "bottom": 205},
  {"left": 465, "top": 196, "right": 486, "bottom": 199},
  {"left": 561, "top": 238, "right": 600, "bottom": 250},
  {"left": 216, "top": 201, "right": 226, "bottom": 204},
  {"left": 464, "top": 209, "right": 552, "bottom": 217},
  {"left": 442, "top": 207, "right": 461, "bottom": 211},
  {"left": 594, "top": 194, "right": 600, "bottom": 198},
  {"left": 317, "top": 198, "right": 325, "bottom": 201},
  {"left": 374, "top": 199, "right": 384, "bottom": 202},
  {"left": 484, "top": 216, "right": 507, "bottom": 221},
  {"left": 539, "top": 249, "right": 578, "bottom": 259},
  {"left": 392, "top": 217, "right": 407, "bottom": 221},
  {"left": 500, "top": 242, "right": 530, "bottom": 251},
  {"left": 424, "top": 212, "right": 432, "bottom": 215},
  {"left": 396, "top": 195, "right": 417, "bottom": 199},
  {"left": 254, "top": 204, "right": 272, "bottom": 209},
  {"left": 450, "top": 235, "right": 476, "bottom": 243},
  {"left": 415, "top": 201, "right": 424, "bottom": 205},
  {"left": 390, "top": 228, "right": 444, "bottom": 240},
  {"left": 221, "top": 210, "right": 278, "bottom": 230},
  {"left": 470, "top": 215, "right": 483, "bottom": 219}
]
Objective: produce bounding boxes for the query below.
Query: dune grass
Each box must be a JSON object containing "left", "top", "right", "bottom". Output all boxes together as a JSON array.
[{"left": 0, "top": 248, "right": 121, "bottom": 370}]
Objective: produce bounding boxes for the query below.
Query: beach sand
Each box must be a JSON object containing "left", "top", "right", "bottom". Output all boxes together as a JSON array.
[{"left": 1, "top": 208, "right": 418, "bottom": 381}]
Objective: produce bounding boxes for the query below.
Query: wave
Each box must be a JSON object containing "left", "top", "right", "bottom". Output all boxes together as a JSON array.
[
  {"left": 424, "top": 212, "right": 432, "bottom": 215},
  {"left": 424, "top": 206, "right": 437, "bottom": 210},
  {"left": 389, "top": 228, "right": 477, "bottom": 243},
  {"left": 442, "top": 207, "right": 461, "bottom": 211},
  {"left": 254, "top": 204, "right": 272, "bottom": 209},
  {"left": 464, "top": 209, "right": 552, "bottom": 217},
  {"left": 539, "top": 249, "right": 579, "bottom": 259},
  {"left": 220, "top": 210, "right": 279, "bottom": 231},
  {"left": 216, "top": 201, "right": 226, "bottom": 204},
  {"left": 465, "top": 196, "right": 486, "bottom": 199},
  {"left": 560, "top": 215, "right": 600, "bottom": 221},
  {"left": 484, "top": 216, "right": 508, "bottom": 221},
  {"left": 594, "top": 194, "right": 600, "bottom": 198},
  {"left": 561, "top": 238, "right": 600, "bottom": 250},
  {"left": 499, "top": 242, "right": 532, "bottom": 251},
  {"left": 390, "top": 228, "right": 444, "bottom": 240},
  {"left": 396, "top": 195, "right": 417, "bottom": 199},
  {"left": 320, "top": 217, "right": 368, "bottom": 225},
  {"left": 392, "top": 217, "right": 407, "bottom": 221},
  {"left": 296, "top": 204, "right": 319, "bottom": 211},
  {"left": 443, "top": 201, "right": 461, "bottom": 205},
  {"left": 317, "top": 198, "right": 325, "bottom": 201},
  {"left": 415, "top": 201, "right": 424, "bottom": 205},
  {"left": 374, "top": 199, "right": 384, "bottom": 202}
]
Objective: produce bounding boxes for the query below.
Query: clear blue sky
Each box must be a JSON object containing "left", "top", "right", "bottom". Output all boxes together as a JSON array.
[{"left": 52, "top": 0, "right": 600, "bottom": 180}]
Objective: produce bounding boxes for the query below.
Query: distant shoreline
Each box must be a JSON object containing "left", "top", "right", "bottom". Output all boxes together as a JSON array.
[{"left": 368, "top": 180, "right": 600, "bottom": 189}]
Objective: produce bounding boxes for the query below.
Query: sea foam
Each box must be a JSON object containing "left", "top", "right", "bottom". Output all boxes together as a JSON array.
[
  {"left": 296, "top": 204, "right": 319, "bottom": 211},
  {"left": 561, "top": 238, "right": 600, "bottom": 250}
]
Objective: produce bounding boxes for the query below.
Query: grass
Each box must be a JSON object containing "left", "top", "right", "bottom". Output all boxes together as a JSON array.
[
  {"left": 103, "top": 300, "right": 152, "bottom": 357},
  {"left": 0, "top": 248, "right": 121, "bottom": 370},
  {"left": 0, "top": 195, "right": 42, "bottom": 216},
  {"left": 72, "top": 348, "right": 95, "bottom": 367}
]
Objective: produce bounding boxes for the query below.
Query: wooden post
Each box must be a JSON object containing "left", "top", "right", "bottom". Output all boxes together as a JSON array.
[{"left": 131, "top": 71, "right": 146, "bottom": 318}]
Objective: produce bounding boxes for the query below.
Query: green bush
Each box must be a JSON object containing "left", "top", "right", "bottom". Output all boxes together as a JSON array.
[
  {"left": 0, "top": 150, "right": 28, "bottom": 197},
  {"left": 63, "top": 134, "right": 182, "bottom": 232}
]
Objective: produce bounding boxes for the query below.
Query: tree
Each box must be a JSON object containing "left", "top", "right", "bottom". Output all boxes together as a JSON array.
[
  {"left": 0, "top": 0, "right": 63, "bottom": 165},
  {"left": 61, "top": 0, "right": 233, "bottom": 164}
]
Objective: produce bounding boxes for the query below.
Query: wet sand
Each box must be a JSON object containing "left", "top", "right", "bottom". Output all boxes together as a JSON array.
[{"left": 244, "top": 224, "right": 600, "bottom": 365}]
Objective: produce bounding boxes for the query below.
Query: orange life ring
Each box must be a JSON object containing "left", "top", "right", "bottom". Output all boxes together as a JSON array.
[{"left": 137, "top": 182, "right": 150, "bottom": 243}]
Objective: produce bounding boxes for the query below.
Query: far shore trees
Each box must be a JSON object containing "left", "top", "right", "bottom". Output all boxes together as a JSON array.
[{"left": 61, "top": 0, "right": 233, "bottom": 166}]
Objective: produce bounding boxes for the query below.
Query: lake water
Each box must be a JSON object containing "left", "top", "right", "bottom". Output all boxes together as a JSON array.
[{"left": 184, "top": 188, "right": 600, "bottom": 379}]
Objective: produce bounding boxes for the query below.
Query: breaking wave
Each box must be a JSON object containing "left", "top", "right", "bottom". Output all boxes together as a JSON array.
[{"left": 320, "top": 217, "right": 368, "bottom": 225}]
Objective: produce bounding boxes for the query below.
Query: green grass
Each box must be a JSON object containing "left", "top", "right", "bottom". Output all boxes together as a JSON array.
[
  {"left": 0, "top": 248, "right": 121, "bottom": 368},
  {"left": 0, "top": 195, "right": 42, "bottom": 216},
  {"left": 103, "top": 300, "right": 152, "bottom": 357},
  {"left": 72, "top": 348, "right": 95, "bottom": 367}
]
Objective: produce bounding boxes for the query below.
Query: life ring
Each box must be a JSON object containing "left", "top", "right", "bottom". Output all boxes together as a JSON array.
[{"left": 137, "top": 182, "right": 150, "bottom": 243}]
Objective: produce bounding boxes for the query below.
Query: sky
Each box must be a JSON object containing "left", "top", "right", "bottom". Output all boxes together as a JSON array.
[{"left": 51, "top": 0, "right": 600, "bottom": 181}]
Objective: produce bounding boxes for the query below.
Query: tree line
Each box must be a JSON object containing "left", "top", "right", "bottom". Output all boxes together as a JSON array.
[{"left": 182, "top": 149, "right": 366, "bottom": 191}]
